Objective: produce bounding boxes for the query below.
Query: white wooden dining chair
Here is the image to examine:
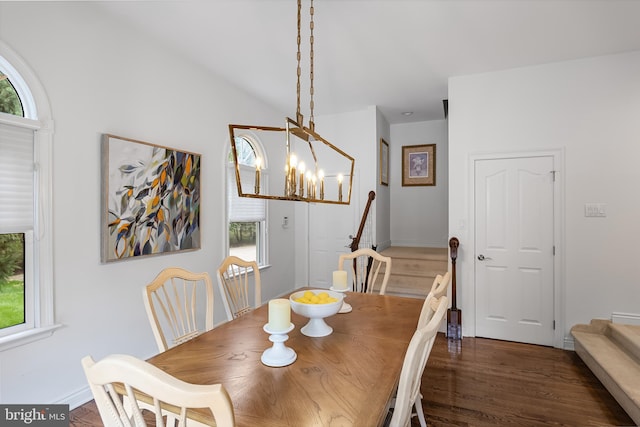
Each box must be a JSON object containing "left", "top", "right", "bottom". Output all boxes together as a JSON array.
[
  {"left": 216, "top": 256, "right": 261, "bottom": 321},
  {"left": 417, "top": 273, "right": 451, "bottom": 330},
  {"left": 388, "top": 296, "right": 448, "bottom": 427},
  {"left": 143, "top": 267, "right": 215, "bottom": 352},
  {"left": 429, "top": 271, "right": 451, "bottom": 299},
  {"left": 338, "top": 248, "right": 392, "bottom": 294},
  {"left": 81, "top": 354, "right": 235, "bottom": 427}
]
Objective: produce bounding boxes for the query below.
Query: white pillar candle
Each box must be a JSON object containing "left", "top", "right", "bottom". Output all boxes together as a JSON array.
[
  {"left": 268, "top": 299, "right": 291, "bottom": 332},
  {"left": 333, "top": 270, "right": 348, "bottom": 290}
]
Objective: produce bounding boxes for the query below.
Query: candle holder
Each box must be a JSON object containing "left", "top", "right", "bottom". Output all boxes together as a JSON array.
[
  {"left": 261, "top": 323, "right": 297, "bottom": 367},
  {"left": 330, "top": 286, "right": 352, "bottom": 313}
]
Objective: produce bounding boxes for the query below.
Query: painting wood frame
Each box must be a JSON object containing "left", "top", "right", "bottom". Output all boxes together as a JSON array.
[
  {"left": 402, "top": 144, "right": 436, "bottom": 186},
  {"left": 380, "top": 138, "right": 389, "bottom": 186},
  {"left": 101, "top": 134, "right": 201, "bottom": 262}
]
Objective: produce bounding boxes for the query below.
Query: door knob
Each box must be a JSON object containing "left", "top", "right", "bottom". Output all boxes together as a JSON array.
[{"left": 477, "top": 254, "right": 492, "bottom": 261}]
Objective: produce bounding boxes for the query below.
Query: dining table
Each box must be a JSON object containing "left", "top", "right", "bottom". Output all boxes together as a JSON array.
[{"left": 147, "top": 289, "right": 424, "bottom": 427}]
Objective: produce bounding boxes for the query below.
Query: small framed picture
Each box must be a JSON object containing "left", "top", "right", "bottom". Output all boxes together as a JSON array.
[
  {"left": 402, "top": 144, "right": 435, "bottom": 186},
  {"left": 380, "top": 138, "right": 389, "bottom": 186}
]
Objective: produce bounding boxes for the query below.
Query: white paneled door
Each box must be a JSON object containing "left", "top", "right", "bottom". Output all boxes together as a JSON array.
[
  {"left": 475, "top": 156, "right": 555, "bottom": 346},
  {"left": 308, "top": 184, "right": 360, "bottom": 288}
]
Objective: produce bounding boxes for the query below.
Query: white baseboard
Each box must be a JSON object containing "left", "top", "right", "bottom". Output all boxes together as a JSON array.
[
  {"left": 612, "top": 312, "right": 640, "bottom": 325},
  {"left": 56, "top": 385, "right": 93, "bottom": 410},
  {"left": 563, "top": 336, "right": 575, "bottom": 351},
  {"left": 376, "top": 240, "right": 391, "bottom": 251}
]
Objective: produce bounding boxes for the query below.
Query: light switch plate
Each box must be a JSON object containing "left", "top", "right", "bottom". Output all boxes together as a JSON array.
[{"left": 585, "top": 203, "right": 606, "bottom": 217}]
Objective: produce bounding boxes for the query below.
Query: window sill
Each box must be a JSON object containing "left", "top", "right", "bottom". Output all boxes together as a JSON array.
[
  {"left": 0, "top": 324, "right": 63, "bottom": 352},
  {"left": 258, "top": 264, "right": 272, "bottom": 271}
]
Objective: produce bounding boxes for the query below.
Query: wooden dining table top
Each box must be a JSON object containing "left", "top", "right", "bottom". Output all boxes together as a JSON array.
[{"left": 147, "top": 290, "right": 423, "bottom": 427}]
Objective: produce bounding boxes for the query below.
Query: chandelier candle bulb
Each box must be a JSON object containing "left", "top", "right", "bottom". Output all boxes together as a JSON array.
[
  {"left": 268, "top": 299, "right": 291, "bottom": 332},
  {"left": 299, "top": 162, "right": 306, "bottom": 197},
  {"left": 338, "top": 174, "right": 344, "bottom": 202},
  {"left": 318, "top": 170, "right": 325, "bottom": 200},
  {"left": 289, "top": 154, "right": 297, "bottom": 196},
  {"left": 333, "top": 270, "right": 348, "bottom": 290},
  {"left": 306, "top": 170, "right": 312, "bottom": 198},
  {"left": 284, "top": 165, "right": 289, "bottom": 196},
  {"left": 311, "top": 174, "right": 317, "bottom": 199}
]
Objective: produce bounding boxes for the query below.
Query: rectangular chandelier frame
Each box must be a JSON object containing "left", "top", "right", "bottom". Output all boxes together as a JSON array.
[{"left": 229, "top": 118, "right": 355, "bottom": 205}]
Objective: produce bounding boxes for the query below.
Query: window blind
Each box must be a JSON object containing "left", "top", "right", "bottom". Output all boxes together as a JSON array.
[
  {"left": 227, "top": 165, "right": 265, "bottom": 222},
  {"left": 0, "top": 122, "right": 34, "bottom": 232}
]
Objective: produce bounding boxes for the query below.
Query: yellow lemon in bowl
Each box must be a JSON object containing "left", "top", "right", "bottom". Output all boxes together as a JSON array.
[{"left": 291, "top": 290, "right": 343, "bottom": 305}]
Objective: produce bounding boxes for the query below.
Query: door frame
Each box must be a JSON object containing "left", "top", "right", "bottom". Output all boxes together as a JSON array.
[{"left": 466, "top": 149, "right": 565, "bottom": 348}]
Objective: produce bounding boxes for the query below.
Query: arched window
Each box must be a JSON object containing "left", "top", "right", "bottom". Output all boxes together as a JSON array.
[
  {"left": 0, "top": 71, "right": 24, "bottom": 116},
  {"left": 227, "top": 135, "right": 267, "bottom": 265},
  {"left": 0, "top": 43, "right": 57, "bottom": 349}
]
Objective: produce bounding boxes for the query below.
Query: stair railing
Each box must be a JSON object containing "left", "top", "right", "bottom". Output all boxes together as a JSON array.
[
  {"left": 349, "top": 191, "right": 376, "bottom": 252},
  {"left": 347, "top": 191, "right": 376, "bottom": 292}
]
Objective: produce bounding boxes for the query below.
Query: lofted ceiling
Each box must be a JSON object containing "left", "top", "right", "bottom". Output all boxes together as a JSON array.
[{"left": 98, "top": 0, "right": 640, "bottom": 124}]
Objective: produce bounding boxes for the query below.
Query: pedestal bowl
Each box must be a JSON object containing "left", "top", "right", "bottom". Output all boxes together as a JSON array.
[{"left": 290, "top": 289, "right": 344, "bottom": 337}]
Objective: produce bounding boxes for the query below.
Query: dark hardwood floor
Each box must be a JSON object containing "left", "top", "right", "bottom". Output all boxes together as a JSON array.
[
  {"left": 70, "top": 334, "right": 635, "bottom": 426},
  {"left": 420, "top": 334, "right": 634, "bottom": 426}
]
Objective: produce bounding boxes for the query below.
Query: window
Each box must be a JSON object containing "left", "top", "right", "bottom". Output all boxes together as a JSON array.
[
  {"left": 0, "top": 124, "right": 33, "bottom": 336},
  {"left": 0, "top": 71, "right": 23, "bottom": 116},
  {"left": 0, "top": 45, "right": 57, "bottom": 351},
  {"left": 227, "top": 136, "right": 267, "bottom": 265}
]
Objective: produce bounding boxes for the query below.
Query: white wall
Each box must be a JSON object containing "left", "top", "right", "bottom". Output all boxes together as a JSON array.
[
  {"left": 294, "top": 107, "right": 380, "bottom": 287},
  {"left": 449, "top": 50, "right": 640, "bottom": 344},
  {"left": 376, "top": 107, "right": 391, "bottom": 250},
  {"left": 390, "top": 119, "right": 449, "bottom": 247},
  {"left": 0, "top": 2, "right": 295, "bottom": 405}
]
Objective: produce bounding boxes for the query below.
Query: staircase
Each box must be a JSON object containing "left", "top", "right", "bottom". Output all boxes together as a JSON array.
[
  {"left": 571, "top": 319, "right": 640, "bottom": 425},
  {"left": 379, "top": 247, "right": 448, "bottom": 298}
]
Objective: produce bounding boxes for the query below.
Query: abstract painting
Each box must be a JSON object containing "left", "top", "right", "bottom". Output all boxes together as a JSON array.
[{"left": 102, "top": 134, "right": 201, "bottom": 262}]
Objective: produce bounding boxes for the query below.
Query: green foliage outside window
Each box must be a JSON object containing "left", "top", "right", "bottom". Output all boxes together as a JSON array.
[
  {"left": 0, "top": 280, "right": 24, "bottom": 329},
  {"left": 0, "top": 234, "right": 25, "bottom": 329},
  {"left": 0, "top": 234, "right": 24, "bottom": 286},
  {"left": 229, "top": 222, "right": 257, "bottom": 247},
  {"left": 0, "top": 73, "right": 24, "bottom": 116}
]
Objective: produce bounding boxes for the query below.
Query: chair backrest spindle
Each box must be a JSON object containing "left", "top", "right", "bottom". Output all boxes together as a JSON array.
[
  {"left": 217, "top": 256, "right": 262, "bottom": 321},
  {"left": 338, "top": 248, "right": 391, "bottom": 294},
  {"left": 143, "top": 267, "right": 215, "bottom": 352}
]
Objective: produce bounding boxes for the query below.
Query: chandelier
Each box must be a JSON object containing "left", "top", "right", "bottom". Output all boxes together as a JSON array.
[{"left": 228, "top": 0, "right": 355, "bottom": 204}]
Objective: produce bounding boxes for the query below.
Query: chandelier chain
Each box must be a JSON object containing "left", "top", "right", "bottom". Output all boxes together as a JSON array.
[
  {"left": 296, "top": 0, "right": 302, "bottom": 125},
  {"left": 309, "top": 0, "right": 315, "bottom": 128}
]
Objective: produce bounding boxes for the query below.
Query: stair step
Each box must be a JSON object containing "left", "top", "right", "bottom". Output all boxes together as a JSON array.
[
  {"left": 380, "top": 246, "right": 447, "bottom": 261},
  {"left": 385, "top": 277, "right": 437, "bottom": 298},
  {"left": 379, "top": 246, "right": 448, "bottom": 298},
  {"left": 571, "top": 320, "right": 640, "bottom": 425},
  {"left": 609, "top": 323, "right": 640, "bottom": 363},
  {"left": 389, "top": 258, "right": 447, "bottom": 275}
]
